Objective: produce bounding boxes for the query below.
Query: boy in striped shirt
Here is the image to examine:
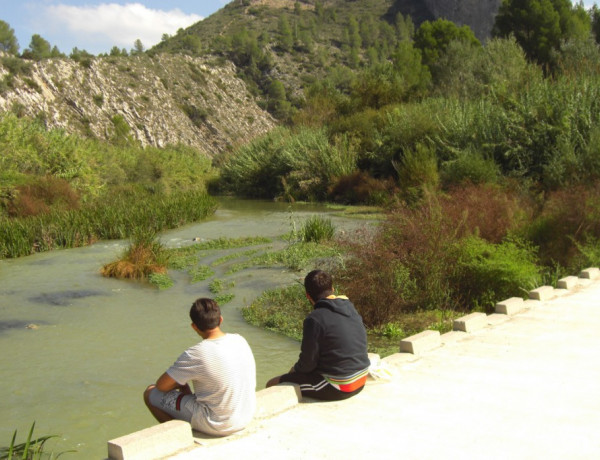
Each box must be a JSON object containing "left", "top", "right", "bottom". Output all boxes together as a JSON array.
[{"left": 144, "top": 298, "right": 256, "bottom": 436}]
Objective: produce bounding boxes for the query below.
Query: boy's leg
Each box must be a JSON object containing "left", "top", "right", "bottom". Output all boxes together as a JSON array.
[
  {"left": 278, "top": 371, "right": 362, "bottom": 401},
  {"left": 144, "top": 384, "right": 194, "bottom": 423}
]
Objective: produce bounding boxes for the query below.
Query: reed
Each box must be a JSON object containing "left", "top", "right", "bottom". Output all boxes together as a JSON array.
[{"left": 0, "top": 191, "right": 217, "bottom": 259}]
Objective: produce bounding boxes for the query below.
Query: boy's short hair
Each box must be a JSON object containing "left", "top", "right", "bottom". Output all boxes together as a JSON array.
[
  {"left": 190, "top": 298, "right": 221, "bottom": 331},
  {"left": 304, "top": 270, "right": 333, "bottom": 301}
]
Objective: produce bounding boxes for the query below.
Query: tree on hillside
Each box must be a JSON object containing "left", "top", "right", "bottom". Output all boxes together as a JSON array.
[
  {"left": 0, "top": 20, "right": 19, "bottom": 55},
  {"left": 22, "top": 34, "right": 62, "bottom": 60},
  {"left": 414, "top": 19, "right": 480, "bottom": 69},
  {"left": 132, "top": 39, "right": 145, "bottom": 55},
  {"left": 492, "top": 0, "right": 591, "bottom": 66}
]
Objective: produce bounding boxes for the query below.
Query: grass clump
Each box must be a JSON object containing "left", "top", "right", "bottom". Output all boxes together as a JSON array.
[
  {"left": 300, "top": 215, "right": 335, "bottom": 243},
  {"left": 101, "top": 229, "right": 168, "bottom": 282},
  {"left": 242, "top": 284, "right": 311, "bottom": 340},
  {"left": 189, "top": 265, "right": 214, "bottom": 283},
  {"left": 1, "top": 422, "right": 74, "bottom": 459}
]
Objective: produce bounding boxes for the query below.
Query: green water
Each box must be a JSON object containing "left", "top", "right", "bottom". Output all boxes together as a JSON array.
[{"left": 0, "top": 198, "right": 365, "bottom": 458}]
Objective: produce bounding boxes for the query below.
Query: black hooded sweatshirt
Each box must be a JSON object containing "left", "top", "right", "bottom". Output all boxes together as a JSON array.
[{"left": 293, "top": 295, "right": 370, "bottom": 378}]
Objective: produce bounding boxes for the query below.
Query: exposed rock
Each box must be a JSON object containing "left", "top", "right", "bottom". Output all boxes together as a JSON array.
[{"left": 0, "top": 53, "right": 275, "bottom": 157}]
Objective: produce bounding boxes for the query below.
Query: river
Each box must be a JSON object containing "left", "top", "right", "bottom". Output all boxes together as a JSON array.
[{"left": 0, "top": 198, "right": 368, "bottom": 458}]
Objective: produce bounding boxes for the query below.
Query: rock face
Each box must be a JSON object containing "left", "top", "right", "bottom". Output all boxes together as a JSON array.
[
  {"left": 0, "top": 53, "right": 275, "bottom": 157},
  {"left": 424, "top": 0, "right": 502, "bottom": 41},
  {"left": 388, "top": 0, "right": 502, "bottom": 41}
]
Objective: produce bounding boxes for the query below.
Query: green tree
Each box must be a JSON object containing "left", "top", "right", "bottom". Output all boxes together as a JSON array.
[
  {"left": 395, "top": 13, "right": 415, "bottom": 42},
  {"left": 414, "top": 19, "right": 480, "bottom": 69},
  {"left": 0, "top": 20, "right": 19, "bottom": 54},
  {"left": 132, "top": 38, "right": 145, "bottom": 55},
  {"left": 493, "top": 0, "right": 591, "bottom": 66},
  {"left": 278, "top": 15, "right": 294, "bottom": 52},
  {"left": 24, "top": 34, "right": 53, "bottom": 60}
]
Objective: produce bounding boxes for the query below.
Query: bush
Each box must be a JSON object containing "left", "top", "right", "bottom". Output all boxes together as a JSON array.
[
  {"left": 452, "top": 236, "right": 541, "bottom": 312},
  {"left": 523, "top": 183, "right": 600, "bottom": 268},
  {"left": 328, "top": 171, "right": 396, "bottom": 205},
  {"left": 300, "top": 215, "right": 335, "bottom": 243},
  {"left": 336, "top": 185, "right": 533, "bottom": 326},
  {"left": 5, "top": 176, "right": 80, "bottom": 217},
  {"left": 101, "top": 228, "right": 169, "bottom": 281},
  {"left": 218, "top": 126, "right": 358, "bottom": 201}
]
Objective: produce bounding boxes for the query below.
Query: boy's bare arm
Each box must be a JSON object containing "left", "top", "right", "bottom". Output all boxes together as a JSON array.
[{"left": 156, "top": 372, "right": 191, "bottom": 394}]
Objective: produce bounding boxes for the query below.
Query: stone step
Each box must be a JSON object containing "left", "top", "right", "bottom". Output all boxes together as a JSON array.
[
  {"left": 108, "top": 420, "right": 193, "bottom": 460},
  {"left": 580, "top": 267, "right": 600, "bottom": 280},
  {"left": 495, "top": 297, "right": 524, "bottom": 316},
  {"left": 453, "top": 312, "right": 487, "bottom": 333},
  {"left": 529, "top": 286, "right": 554, "bottom": 301}
]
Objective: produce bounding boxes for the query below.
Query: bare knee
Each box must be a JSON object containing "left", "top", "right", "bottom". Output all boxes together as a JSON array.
[
  {"left": 143, "top": 384, "right": 156, "bottom": 406},
  {"left": 266, "top": 376, "right": 281, "bottom": 388}
]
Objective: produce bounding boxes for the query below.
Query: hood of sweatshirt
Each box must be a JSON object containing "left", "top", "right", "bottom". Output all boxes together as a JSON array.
[{"left": 314, "top": 295, "right": 352, "bottom": 317}]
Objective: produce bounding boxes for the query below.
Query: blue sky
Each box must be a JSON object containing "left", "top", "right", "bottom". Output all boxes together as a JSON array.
[
  {"left": 0, "top": 1, "right": 233, "bottom": 55},
  {"left": 0, "top": 1, "right": 598, "bottom": 56}
]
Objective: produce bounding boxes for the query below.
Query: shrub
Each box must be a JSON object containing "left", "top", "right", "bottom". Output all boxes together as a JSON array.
[
  {"left": 101, "top": 228, "right": 169, "bottom": 281},
  {"left": 523, "top": 183, "right": 600, "bottom": 268},
  {"left": 242, "top": 283, "right": 311, "bottom": 340},
  {"left": 441, "top": 149, "right": 499, "bottom": 187},
  {"left": 452, "top": 236, "right": 541, "bottom": 312},
  {"left": 300, "top": 215, "right": 334, "bottom": 243},
  {"left": 5, "top": 176, "right": 80, "bottom": 217},
  {"left": 336, "top": 185, "right": 533, "bottom": 326},
  {"left": 328, "top": 171, "right": 395, "bottom": 205}
]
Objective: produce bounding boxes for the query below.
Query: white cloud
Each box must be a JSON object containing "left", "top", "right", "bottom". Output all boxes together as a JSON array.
[{"left": 43, "top": 3, "right": 203, "bottom": 51}]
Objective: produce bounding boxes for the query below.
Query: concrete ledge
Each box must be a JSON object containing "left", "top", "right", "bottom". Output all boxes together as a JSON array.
[
  {"left": 400, "top": 330, "right": 441, "bottom": 355},
  {"left": 580, "top": 267, "right": 600, "bottom": 280},
  {"left": 453, "top": 313, "right": 487, "bottom": 333},
  {"left": 441, "top": 330, "right": 467, "bottom": 344},
  {"left": 382, "top": 352, "right": 418, "bottom": 368},
  {"left": 487, "top": 313, "right": 509, "bottom": 326},
  {"left": 558, "top": 276, "right": 579, "bottom": 290},
  {"left": 529, "top": 286, "right": 554, "bottom": 301},
  {"left": 495, "top": 297, "right": 524, "bottom": 316},
  {"left": 107, "top": 420, "right": 193, "bottom": 460},
  {"left": 255, "top": 385, "right": 301, "bottom": 419}
]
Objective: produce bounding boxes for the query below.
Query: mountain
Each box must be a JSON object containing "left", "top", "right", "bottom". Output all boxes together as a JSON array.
[{"left": 0, "top": 0, "right": 502, "bottom": 155}]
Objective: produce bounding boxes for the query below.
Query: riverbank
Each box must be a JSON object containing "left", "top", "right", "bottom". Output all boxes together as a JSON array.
[{"left": 108, "top": 268, "right": 600, "bottom": 459}]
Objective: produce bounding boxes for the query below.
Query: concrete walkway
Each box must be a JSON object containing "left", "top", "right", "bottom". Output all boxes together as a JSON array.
[{"left": 108, "top": 271, "right": 600, "bottom": 460}]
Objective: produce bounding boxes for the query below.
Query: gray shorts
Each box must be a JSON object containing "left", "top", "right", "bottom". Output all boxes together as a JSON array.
[{"left": 148, "top": 387, "right": 195, "bottom": 422}]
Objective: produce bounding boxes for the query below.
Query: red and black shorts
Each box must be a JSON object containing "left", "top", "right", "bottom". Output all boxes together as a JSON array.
[{"left": 279, "top": 370, "right": 366, "bottom": 401}]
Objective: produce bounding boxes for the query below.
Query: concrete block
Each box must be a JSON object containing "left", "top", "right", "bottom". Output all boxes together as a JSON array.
[
  {"left": 255, "top": 385, "right": 301, "bottom": 419},
  {"left": 580, "top": 267, "right": 600, "bottom": 280},
  {"left": 453, "top": 312, "right": 487, "bottom": 333},
  {"left": 495, "top": 297, "right": 524, "bottom": 316},
  {"left": 441, "top": 330, "right": 467, "bottom": 344},
  {"left": 107, "top": 420, "right": 193, "bottom": 460},
  {"left": 381, "top": 352, "right": 417, "bottom": 368},
  {"left": 529, "top": 286, "right": 554, "bottom": 301},
  {"left": 400, "top": 330, "right": 441, "bottom": 355},
  {"left": 558, "top": 276, "right": 579, "bottom": 290}
]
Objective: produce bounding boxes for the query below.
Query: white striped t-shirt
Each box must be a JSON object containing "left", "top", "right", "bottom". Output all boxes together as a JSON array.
[{"left": 167, "top": 333, "right": 256, "bottom": 435}]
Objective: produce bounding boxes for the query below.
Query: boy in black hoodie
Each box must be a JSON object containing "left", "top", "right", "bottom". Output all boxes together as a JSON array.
[{"left": 266, "top": 270, "right": 370, "bottom": 400}]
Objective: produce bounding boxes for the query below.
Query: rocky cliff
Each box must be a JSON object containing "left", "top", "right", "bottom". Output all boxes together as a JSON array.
[
  {"left": 424, "top": 0, "right": 502, "bottom": 41},
  {"left": 0, "top": 53, "right": 275, "bottom": 156}
]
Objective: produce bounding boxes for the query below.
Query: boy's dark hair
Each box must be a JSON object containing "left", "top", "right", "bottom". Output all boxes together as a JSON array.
[
  {"left": 304, "top": 269, "right": 333, "bottom": 301},
  {"left": 190, "top": 298, "right": 221, "bottom": 331}
]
